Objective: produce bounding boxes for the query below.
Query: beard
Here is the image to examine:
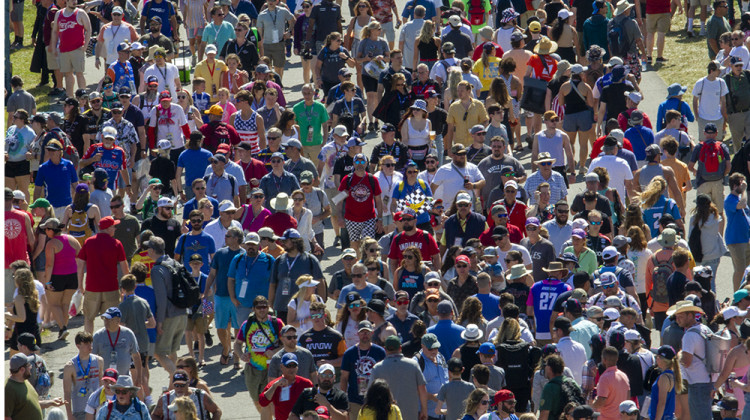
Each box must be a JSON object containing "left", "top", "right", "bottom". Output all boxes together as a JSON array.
[
  {"left": 556, "top": 215, "right": 568, "bottom": 224},
  {"left": 403, "top": 224, "right": 415, "bottom": 232}
]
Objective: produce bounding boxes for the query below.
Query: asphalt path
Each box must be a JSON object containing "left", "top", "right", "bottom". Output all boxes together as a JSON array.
[{"left": 9, "top": 8, "right": 739, "bottom": 419}]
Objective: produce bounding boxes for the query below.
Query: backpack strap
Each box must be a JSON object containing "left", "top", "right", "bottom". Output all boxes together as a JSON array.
[
  {"left": 106, "top": 400, "right": 114, "bottom": 420},
  {"left": 196, "top": 389, "right": 204, "bottom": 420}
]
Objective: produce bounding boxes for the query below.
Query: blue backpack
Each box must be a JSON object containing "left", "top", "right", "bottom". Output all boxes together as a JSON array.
[{"left": 608, "top": 18, "right": 632, "bottom": 58}]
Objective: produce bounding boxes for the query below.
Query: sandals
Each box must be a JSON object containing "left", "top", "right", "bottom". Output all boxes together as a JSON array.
[
  {"left": 234, "top": 360, "right": 241, "bottom": 370},
  {"left": 220, "top": 353, "right": 230, "bottom": 365},
  {"left": 197, "top": 361, "right": 206, "bottom": 368}
]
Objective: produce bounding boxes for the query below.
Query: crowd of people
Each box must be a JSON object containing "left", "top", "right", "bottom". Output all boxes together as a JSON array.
[{"left": 6, "top": 0, "right": 750, "bottom": 417}]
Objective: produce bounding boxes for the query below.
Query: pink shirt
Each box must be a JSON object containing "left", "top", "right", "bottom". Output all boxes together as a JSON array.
[{"left": 596, "top": 366, "right": 631, "bottom": 420}]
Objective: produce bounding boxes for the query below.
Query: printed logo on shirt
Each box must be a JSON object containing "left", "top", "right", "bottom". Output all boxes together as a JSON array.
[
  {"left": 355, "top": 355, "right": 377, "bottom": 376},
  {"left": 5, "top": 218, "right": 22, "bottom": 239},
  {"left": 350, "top": 183, "right": 372, "bottom": 203}
]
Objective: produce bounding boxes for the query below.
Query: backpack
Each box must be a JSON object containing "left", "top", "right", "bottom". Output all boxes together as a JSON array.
[
  {"left": 497, "top": 341, "right": 538, "bottom": 389},
  {"left": 159, "top": 259, "right": 201, "bottom": 309},
  {"left": 468, "top": 0, "right": 486, "bottom": 26},
  {"left": 559, "top": 376, "right": 586, "bottom": 407},
  {"left": 203, "top": 173, "right": 236, "bottom": 196},
  {"left": 649, "top": 253, "right": 673, "bottom": 305},
  {"left": 687, "top": 324, "right": 732, "bottom": 374},
  {"left": 608, "top": 18, "right": 632, "bottom": 58},
  {"left": 29, "top": 355, "right": 52, "bottom": 398},
  {"left": 642, "top": 364, "right": 662, "bottom": 392},
  {"left": 698, "top": 141, "right": 726, "bottom": 181},
  {"left": 688, "top": 222, "right": 703, "bottom": 263},
  {"left": 730, "top": 137, "right": 750, "bottom": 180},
  {"left": 68, "top": 204, "right": 94, "bottom": 243}
]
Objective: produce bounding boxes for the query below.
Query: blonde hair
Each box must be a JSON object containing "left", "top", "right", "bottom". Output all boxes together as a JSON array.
[
  {"left": 361, "top": 21, "right": 381, "bottom": 39},
  {"left": 447, "top": 68, "right": 463, "bottom": 100},
  {"left": 639, "top": 176, "right": 667, "bottom": 208},
  {"left": 171, "top": 396, "right": 199, "bottom": 420},
  {"left": 493, "top": 318, "right": 521, "bottom": 344},
  {"left": 14, "top": 268, "right": 40, "bottom": 313},
  {"left": 418, "top": 20, "right": 435, "bottom": 44},
  {"left": 292, "top": 275, "right": 317, "bottom": 301}
]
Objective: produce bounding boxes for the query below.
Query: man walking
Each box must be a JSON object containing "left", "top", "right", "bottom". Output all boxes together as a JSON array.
[
  {"left": 723, "top": 57, "right": 750, "bottom": 154},
  {"left": 340, "top": 320, "right": 387, "bottom": 417},
  {"left": 725, "top": 174, "right": 750, "bottom": 290},
  {"left": 370, "top": 336, "right": 429, "bottom": 420},
  {"left": 692, "top": 61, "right": 728, "bottom": 139},
  {"left": 50, "top": 0, "right": 91, "bottom": 97}
]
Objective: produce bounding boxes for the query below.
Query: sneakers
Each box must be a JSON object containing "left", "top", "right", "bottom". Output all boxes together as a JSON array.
[
  {"left": 655, "top": 57, "right": 668, "bottom": 63},
  {"left": 58, "top": 327, "right": 69, "bottom": 341},
  {"left": 47, "top": 88, "right": 65, "bottom": 96},
  {"left": 10, "top": 40, "right": 22, "bottom": 50},
  {"left": 205, "top": 331, "right": 213, "bottom": 347}
]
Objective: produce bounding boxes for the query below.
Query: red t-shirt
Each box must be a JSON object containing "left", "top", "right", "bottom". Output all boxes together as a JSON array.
[
  {"left": 259, "top": 376, "right": 314, "bottom": 420},
  {"left": 387, "top": 229, "right": 440, "bottom": 263},
  {"left": 617, "top": 109, "right": 653, "bottom": 131},
  {"left": 646, "top": 0, "right": 670, "bottom": 14},
  {"left": 472, "top": 42, "right": 504, "bottom": 61},
  {"left": 261, "top": 212, "right": 299, "bottom": 237},
  {"left": 339, "top": 173, "right": 382, "bottom": 222},
  {"left": 505, "top": 200, "right": 528, "bottom": 237},
  {"left": 479, "top": 222, "right": 523, "bottom": 246},
  {"left": 77, "top": 233, "right": 127, "bottom": 292},
  {"left": 527, "top": 55, "right": 558, "bottom": 82},
  {"left": 589, "top": 136, "right": 635, "bottom": 160},
  {"left": 236, "top": 158, "right": 268, "bottom": 194},
  {"left": 5, "top": 209, "right": 30, "bottom": 268}
]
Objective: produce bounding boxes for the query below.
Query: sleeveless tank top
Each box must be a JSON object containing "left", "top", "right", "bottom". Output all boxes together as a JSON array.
[
  {"left": 281, "top": 126, "right": 300, "bottom": 144},
  {"left": 353, "top": 17, "right": 372, "bottom": 41},
  {"left": 71, "top": 356, "right": 102, "bottom": 413},
  {"left": 459, "top": 345, "right": 482, "bottom": 381},
  {"left": 649, "top": 369, "right": 676, "bottom": 420},
  {"left": 499, "top": 73, "right": 517, "bottom": 98},
  {"left": 564, "top": 80, "right": 589, "bottom": 114},
  {"left": 537, "top": 129, "right": 565, "bottom": 165},
  {"left": 5, "top": 209, "right": 30, "bottom": 266},
  {"left": 232, "top": 110, "right": 260, "bottom": 154},
  {"left": 417, "top": 38, "right": 439, "bottom": 62},
  {"left": 638, "top": 164, "right": 666, "bottom": 192},
  {"left": 68, "top": 203, "right": 95, "bottom": 245},
  {"left": 406, "top": 119, "right": 430, "bottom": 147},
  {"left": 14, "top": 301, "right": 40, "bottom": 338},
  {"left": 52, "top": 234, "right": 79, "bottom": 275},
  {"left": 58, "top": 9, "right": 86, "bottom": 52},
  {"left": 161, "top": 389, "right": 208, "bottom": 420}
]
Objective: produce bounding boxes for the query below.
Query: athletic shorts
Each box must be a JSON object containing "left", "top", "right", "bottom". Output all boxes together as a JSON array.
[
  {"left": 381, "top": 21, "right": 395, "bottom": 43},
  {"left": 59, "top": 48, "right": 85, "bottom": 73},
  {"left": 646, "top": 13, "right": 671, "bottom": 33},
  {"left": 362, "top": 73, "right": 379, "bottom": 93},
  {"left": 5, "top": 160, "right": 30, "bottom": 177},
  {"left": 263, "top": 42, "right": 286, "bottom": 68},
  {"left": 344, "top": 217, "right": 377, "bottom": 242},
  {"left": 11, "top": 1, "right": 24, "bottom": 22},
  {"left": 214, "top": 295, "right": 239, "bottom": 330},
  {"left": 49, "top": 272, "right": 78, "bottom": 292},
  {"left": 187, "top": 26, "right": 205, "bottom": 40},
  {"left": 562, "top": 109, "right": 594, "bottom": 132}
]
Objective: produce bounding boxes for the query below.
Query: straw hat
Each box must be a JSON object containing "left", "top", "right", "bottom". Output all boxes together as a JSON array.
[
  {"left": 533, "top": 36, "right": 558, "bottom": 54},
  {"left": 666, "top": 300, "right": 705, "bottom": 316}
]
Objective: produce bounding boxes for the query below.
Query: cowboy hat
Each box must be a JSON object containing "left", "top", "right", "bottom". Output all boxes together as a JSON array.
[
  {"left": 147, "top": 45, "right": 167, "bottom": 61},
  {"left": 666, "top": 300, "right": 705, "bottom": 316},
  {"left": 542, "top": 261, "right": 568, "bottom": 273},
  {"left": 536, "top": 152, "right": 557, "bottom": 165},
  {"left": 507, "top": 264, "right": 532, "bottom": 280},
  {"left": 110, "top": 375, "right": 139, "bottom": 392},
  {"left": 533, "top": 36, "right": 558, "bottom": 54},
  {"left": 614, "top": 0, "right": 633, "bottom": 16}
]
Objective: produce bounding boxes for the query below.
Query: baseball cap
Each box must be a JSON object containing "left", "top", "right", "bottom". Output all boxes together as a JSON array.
[
  {"left": 342, "top": 248, "right": 357, "bottom": 259},
  {"left": 357, "top": 320, "right": 374, "bottom": 332},
  {"left": 645, "top": 144, "right": 662, "bottom": 161},
  {"left": 75, "top": 182, "right": 89, "bottom": 194},
  {"left": 437, "top": 301, "right": 453, "bottom": 314},
  {"left": 172, "top": 371, "right": 189, "bottom": 383},
  {"left": 103, "top": 368, "right": 119, "bottom": 382},
  {"left": 367, "top": 299, "right": 386, "bottom": 316},
  {"left": 585, "top": 173, "right": 600, "bottom": 182},
  {"left": 563, "top": 298, "right": 583, "bottom": 313},
  {"left": 347, "top": 137, "right": 365, "bottom": 147},
  {"left": 619, "top": 400, "right": 638, "bottom": 415},
  {"left": 243, "top": 232, "right": 261, "bottom": 245},
  {"left": 332, "top": 125, "right": 349, "bottom": 137},
  {"left": 476, "top": 342, "right": 496, "bottom": 355},
  {"left": 601, "top": 246, "right": 619, "bottom": 260},
  {"left": 380, "top": 123, "right": 397, "bottom": 133},
  {"left": 157, "top": 139, "right": 172, "bottom": 150},
  {"left": 17, "top": 333, "right": 40, "bottom": 351},
  {"left": 656, "top": 344, "right": 676, "bottom": 359},
  {"left": 384, "top": 335, "right": 402, "bottom": 351},
  {"left": 280, "top": 325, "right": 296, "bottom": 335},
  {"left": 157, "top": 197, "right": 173, "bottom": 208},
  {"left": 98, "top": 216, "right": 120, "bottom": 230},
  {"left": 553, "top": 316, "right": 572, "bottom": 332},
  {"left": 317, "top": 363, "right": 335, "bottom": 375},
  {"left": 571, "top": 228, "right": 587, "bottom": 239},
  {"left": 9, "top": 354, "right": 30, "bottom": 371},
  {"left": 494, "top": 389, "right": 516, "bottom": 404},
  {"left": 204, "top": 104, "right": 224, "bottom": 116},
  {"left": 704, "top": 123, "right": 718, "bottom": 133},
  {"left": 421, "top": 333, "right": 441, "bottom": 349},
  {"left": 101, "top": 307, "right": 122, "bottom": 319},
  {"left": 612, "top": 235, "right": 632, "bottom": 248},
  {"left": 603, "top": 307, "right": 620, "bottom": 321},
  {"left": 571, "top": 405, "right": 598, "bottom": 419},
  {"left": 624, "top": 329, "right": 642, "bottom": 341},
  {"left": 205, "top": 44, "right": 218, "bottom": 55},
  {"left": 281, "top": 353, "right": 299, "bottom": 366},
  {"left": 470, "top": 124, "right": 487, "bottom": 135}
]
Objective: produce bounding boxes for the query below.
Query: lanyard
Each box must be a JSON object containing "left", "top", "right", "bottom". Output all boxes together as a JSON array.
[
  {"left": 272, "top": 173, "right": 283, "bottom": 191},
  {"left": 451, "top": 163, "right": 465, "bottom": 178},
  {"left": 107, "top": 328, "right": 121, "bottom": 351},
  {"left": 75, "top": 355, "right": 92, "bottom": 381},
  {"left": 244, "top": 254, "right": 260, "bottom": 278},
  {"left": 157, "top": 64, "right": 168, "bottom": 83},
  {"left": 382, "top": 174, "right": 393, "bottom": 192},
  {"left": 207, "top": 62, "right": 217, "bottom": 80},
  {"left": 270, "top": 9, "right": 278, "bottom": 25},
  {"left": 119, "top": 61, "right": 130, "bottom": 75},
  {"left": 286, "top": 254, "right": 300, "bottom": 272},
  {"left": 110, "top": 23, "right": 122, "bottom": 40},
  {"left": 343, "top": 98, "right": 354, "bottom": 114}
]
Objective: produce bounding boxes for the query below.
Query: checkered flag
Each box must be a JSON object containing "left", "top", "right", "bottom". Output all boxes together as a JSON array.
[{"left": 397, "top": 191, "right": 434, "bottom": 215}]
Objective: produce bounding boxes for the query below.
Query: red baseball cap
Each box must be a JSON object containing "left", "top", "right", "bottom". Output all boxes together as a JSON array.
[
  {"left": 315, "top": 406, "right": 330, "bottom": 419},
  {"left": 494, "top": 389, "right": 516, "bottom": 404},
  {"left": 455, "top": 255, "right": 471, "bottom": 264},
  {"left": 98, "top": 216, "right": 121, "bottom": 230},
  {"left": 103, "top": 368, "right": 119, "bottom": 383}
]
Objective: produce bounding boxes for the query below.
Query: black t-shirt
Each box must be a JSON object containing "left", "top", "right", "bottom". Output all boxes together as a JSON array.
[
  {"left": 666, "top": 271, "right": 688, "bottom": 306},
  {"left": 600, "top": 82, "right": 630, "bottom": 121},
  {"left": 82, "top": 109, "right": 112, "bottom": 135},
  {"left": 309, "top": 1, "right": 342, "bottom": 42},
  {"left": 573, "top": 210, "right": 613, "bottom": 235},
  {"left": 64, "top": 115, "right": 88, "bottom": 157},
  {"left": 380, "top": 68, "right": 413, "bottom": 90},
  {"left": 370, "top": 141, "right": 410, "bottom": 170},
  {"left": 141, "top": 216, "right": 182, "bottom": 257},
  {"left": 333, "top": 154, "right": 355, "bottom": 179},
  {"left": 429, "top": 107, "right": 448, "bottom": 136},
  {"left": 149, "top": 156, "right": 176, "bottom": 195},
  {"left": 552, "top": 289, "right": 574, "bottom": 313},
  {"left": 298, "top": 326, "right": 346, "bottom": 364},
  {"left": 617, "top": 351, "right": 644, "bottom": 397},
  {"left": 586, "top": 233, "right": 612, "bottom": 264},
  {"left": 503, "top": 282, "right": 530, "bottom": 313},
  {"left": 570, "top": 194, "right": 612, "bottom": 216},
  {"left": 291, "top": 387, "right": 349, "bottom": 416},
  {"left": 220, "top": 40, "right": 261, "bottom": 76}
]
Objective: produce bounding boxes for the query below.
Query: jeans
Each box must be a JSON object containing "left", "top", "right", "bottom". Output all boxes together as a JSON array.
[
  {"left": 698, "top": 257, "right": 720, "bottom": 292},
  {"left": 687, "top": 382, "right": 713, "bottom": 420},
  {"left": 742, "top": 392, "right": 750, "bottom": 420}
]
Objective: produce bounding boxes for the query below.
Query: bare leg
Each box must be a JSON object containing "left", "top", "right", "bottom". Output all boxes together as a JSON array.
[
  {"left": 5, "top": 177, "right": 17, "bottom": 191},
  {"left": 46, "top": 290, "right": 67, "bottom": 329},
  {"left": 154, "top": 353, "right": 176, "bottom": 375},
  {"left": 217, "top": 327, "right": 231, "bottom": 358},
  {"left": 274, "top": 66, "right": 284, "bottom": 81},
  {"left": 656, "top": 32, "right": 666, "bottom": 58},
  {"left": 366, "top": 92, "right": 378, "bottom": 124},
  {"left": 65, "top": 73, "right": 76, "bottom": 98},
  {"left": 60, "top": 289, "right": 75, "bottom": 328},
  {"left": 647, "top": 33, "right": 655, "bottom": 59},
  {"left": 54, "top": 70, "right": 64, "bottom": 90},
  {"left": 15, "top": 176, "right": 30, "bottom": 202},
  {"left": 76, "top": 72, "right": 86, "bottom": 91}
]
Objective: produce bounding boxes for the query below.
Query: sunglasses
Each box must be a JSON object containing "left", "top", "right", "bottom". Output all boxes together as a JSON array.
[
  {"left": 401, "top": 217, "right": 415, "bottom": 222},
  {"left": 285, "top": 363, "right": 298, "bottom": 368},
  {"left": 456, "top": 264, "right": 469, "bottom": 268},
  {"left": 426, "top": 160, "right": 437, "bottom": 164},
  {"left": 293, "top": 197, "right": 304, "bottom": 202},
  {"left": 383, "top": 163, "right": 395, "bottom": 167},
  {"left": 504, "top": 259, "right": 513, "bottom": 263},
  {"left": 311, "top": 313, "right": 325, "bottom": 319},
  {"left": 481, "top": 400, "right": 490, "bottom": 405},
  {"left": 174, "top": 383, "right": 187, "bottom": 388},
  {"left": 319, "top": 372, "right": 334, "bottom": 378},
  {"left": 557, "top": 209, "right": 569, "bottom": 213},
  {"left": 589, "top": 220, "right": 602, "bottom": 225},
  {"left": 111, "top": 109, "right": 123, "bottom": 114},
  {"left": 496, "top": 213, "right": 508, "bottom": 218},
  {"left": 403, "top": 255, "right": 415, "bottom": 260},
  {"left": 252, "top": 194, "right": 265, "bottom": 199},
  {"left": 268, "top": 136, "right": 281, "bottom": 141},
  {"left": 406, "top": 170, "right": 419, "bottom": 174},
  {"left": 190, "top": 219, "right": 203, "bottom": 224},
  {"left": 396, "top": 299, "right": 409, "bottom": 305},
  {"left": 114, "top": 390, "right": 130, "bottom": 395},
  {"left": 602, "top": 283, "right": 617, "bottom": 289},
  {"left": 367, "top": 266, "right": 378, "bottom": 271},
  {"left": 349, "top": 302, "right": 362, "bottom": 308},
  {"left": 526, "top": 226, "right": 538, "bottom": 231},
  {"left": 503, "top": 173, "right": 515, "bottom": 177},
  {"left": 352, "top": 273, "right": 365, "bottom": 278},
  {"left": 178, "top": 95, "right": 187, "bottom": 99},
  {"left": 284, "top": 335, "right": 297, "bottom": 339},
  {"left": 354, "top": 159, "right": 367, "bottom": 165},
  {"left": 195, "top": 186, "right": 206, "bottom": 190},
  {"left": 435, "top": 206, "right": 444, "bottom": 210},
  {"left": 457, "top": 203, "right": 470, "bottom": 208},
  {"left": 110, "top": 203, "right": 123, "bottom": 209},
  {"left": 90, "top": 99, "right": 102, "bottom": 103},
  {"left": 427, "top": 298, "right": 440, "bottom": 303},
  {"left": 539, "top": 162, "right": 553, "bottom": 166},
  {"left": 546, "top": 118, "right": 560, "bottom": 122}
]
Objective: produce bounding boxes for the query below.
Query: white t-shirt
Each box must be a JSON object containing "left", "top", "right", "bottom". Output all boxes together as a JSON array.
[
  {"left": 729, "top": 45, "right": 750, "bottom": 70},
  {"left": 692, "top": 76, "right": 728, "bottom": 121},
  {"left": 143, "top": 63, "right": 180, "bottom": 100},
  {"left": 431, "top": 162, "right": 485, "bottom": 207},
  {"left": 626, "top": 248, "right": 653, "bottom": 294},
  {"left": 494, "top": 27, "right": 515, "bottom": 54},
  {"left": 496, "top": 244, "right": 532, "bottom": 269},
  {"left": 287, "top": 295, "right": 325, "bottom": 332},
  {"left": 587, "top": 155, "right": 633, "bottom": 205},
  {"left": 101, "top": 23, "right": 135, "bottom": 64},
  {"left": 429, "top": 57, "right": 460, "bottom": 83},
  {"left": 681, "top": 324, "right": 712, "bottom": 384},
  {"left": 147, "top": 104, "right": 188, "bottom": 148}
]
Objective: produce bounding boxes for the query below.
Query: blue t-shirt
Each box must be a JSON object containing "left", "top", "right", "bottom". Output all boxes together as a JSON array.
[
  {"left": 340, "top": 344, "right": 387, "bottom": 404},
  {"left": 210, "top": 247, "right": 245, "bottom": 297},
  {"left": 624, "top": 125, "right": 655, "bottom": 161},
  {"left": 175, "top": 232, "right": 217, "bottom": 274},
  {"left": 143, "top": 0, "right": 177, "bottom": 37},
  {"left": 643, "top": 195, "right": 681, "bottom": 238},
  {"left": 192, "top": 272, "right": 208, "bottom": 294},
  {"left": 35, "top": 158, "right": 78, "bottom": 208},
  {"left": 192, "top": 92, "right": 211, "bottom": 124},
  {"left": 401, "top": 0, "right": 437, "bottom": 20},
  {"left": 473, "top": 293, "right": 501, "bottom": 321},
  {"left": 528, "top": 279, "right": 571, "bottom": 338},
  {"left": 336, "top": 283, "right": 382, "bottom": 308},
  {"left": 134, "top": 284, "right": 157, "bottom": 343},
  {"left": 182, "top": 196, "right": 220, "bottom": 220},
  {"left": 227, "top": 252, "right": 276, "bottom": 307},
  {"left": 177, "top": 148, "right": 214, "bottom": 192},
  {"left": 230, "top": 0, "right": 258, "bottom": 19},
  {"left": 427, "top": 319, "right": 466, "bottom": 360},
  {"left": 391, "top": 179, "right": 433, "bottom": 225},
  {"left": 725, "top": 193, "right": 750, "bottom": 245}
]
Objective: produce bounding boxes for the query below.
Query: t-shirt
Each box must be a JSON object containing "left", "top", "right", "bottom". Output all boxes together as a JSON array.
[
  {"left": 140, "top": 216, "right": 182, "bottom": 257},
  {"left": 91, "top": 326, "right": 139, "bottom": 374},
  {"left": 5, "top": 379, "right": 42, "bottom": 420},
  {"left": 178, "top": 148, "right": 213, "bottom": 190},
  {"left": 706, "top": 15, "right": 731, "bottom": 59},
  {"left": 202, "top": 22, "right": 236, "bottom": 56},
  {"left": 341, "top": 344, "right": 387, "bottom": 404},
  {"left": 725, "top": 193, "right": 750, "bottom": 245},
  {"left": 331, "top": 97, "right": 366, "bottom": 127},
  {"left": 339, "top": 173, "right": 383, "bottom": 222},
  {"left": 82, "top": 144, "right": 128, "bottom": 190},
  {"left": 643, "top": 195, "right": 681, "bottom": 238},
  {"left": 6, "top": 90, "right": 37, "bottom": 116},
  {"left": 227, "top": 252, "right": 275, "bottom": 307},
  {"left": 210, "top": 247, "right": 245, "bottom": 297},
  {"left": 257, "top": 7, "right": 293, "bottom": 45},
  {"left": 237, "top": 316, "right": 284, "bottom": 370},
  {"left": 309, "top": 1, "right": 342, "bottom": 42},
  {"left": 527, "top": 54, "right": 558, "bottom": 82},
  {"left": 298, "top": 326, "right": 347, "bottom": 364},
  {"left": 437, "top": 380, "right": 476, "bottom": 420},
  {"left": 318, "top": 47, "right": 354, "bottom": 83},
  {"left": 5, "top": 125, "right": 35, "bottom": 162},
  {"left": 270, "top": 252, "right": 325, "bottom": 313},
  {"left": 118, "top": 294, "right": 153, "bottom": 354},
  {"left": 142, "top": 0, "right": 177, "bottom": 37},
  {"left": 78, "top": 234, "right": 127, "bottom": 292},
  {"left": 292, "top": 101, "right": 330, "bottom": 146},
  {"left": 692, "top": 77, "right": 728, "bottom": 120},
  {"left": 596, "top": 366, "right": 631, "bottom": 419},
  {"left": 473, "top": 293, "right": 501, "bottom": 320},
  {"left": 182, "top": 197, "right": 220, "bottom": 220},
  {"left": 387, "top": 230, "right": 440, "bottom": 263},
  {"left": 175, "top": 232, "right": 216, "bottom": 274},
  {"left": 526, "top": 279, "right": 571, "bottom": 339},
  {"left": 477, "top": 155, "right": 525, "bottom": 205},
  {"left": 336, "top": 283, "right": 383, "bottom": 308},
  {"left": 34, "top": 158, "right": 78, "bottom": 208},
  {"left": 600, "top": 82, "right": 630, "bottom": 121},
  {"left": 431, "top": 162, "right": 485, "bottom": 207},
  {"left": 357, "top": 37, "right": 390, "bottom": 60},
  {"left": 682, "top": 324, "right": 712, "bottom": 383}
]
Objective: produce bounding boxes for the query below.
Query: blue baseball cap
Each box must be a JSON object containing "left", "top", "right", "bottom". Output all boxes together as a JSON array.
[
  {"left": 476, "top": 342, "right": 496, "bottom": 355},
  {"left": 101, "top": 307, "right": 122, "bottom": 319},
  {"left": 281, "top": 353, "right": 298, "bottom": 366}
]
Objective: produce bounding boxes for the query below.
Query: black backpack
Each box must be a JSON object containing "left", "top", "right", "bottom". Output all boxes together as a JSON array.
[
  {"left": 559, "top": 376, "right": 586, "bottom": 406},
  {"left": 608, "top": 18, "right": 632, "bottom": 58},
  {"left": 496, "top": 341, "right": 540, "bottom": 389},
  {"left": 730, "top": 138, "right": 750, "bottom": 180},
  {"left": 160, "top": 260, "right": 201, "bottom": 309}
]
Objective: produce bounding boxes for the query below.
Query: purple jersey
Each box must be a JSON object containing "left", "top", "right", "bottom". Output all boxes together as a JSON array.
[{"left": 526, "top": 279, "right": 571, "bottom": 339}]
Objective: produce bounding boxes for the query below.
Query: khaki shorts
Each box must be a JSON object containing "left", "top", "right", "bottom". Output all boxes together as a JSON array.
[
  {"left": 647, "top": 13, "right": 671, "bottom": 33},
  {"left": 690, "top": 0, "right": 710, "bottom": 7},
  {"left": 46, "top": 48, "right": 60, "bottom": 70},
  {"left": 82, "top": 290, "right": 121, "bottom": 322},
  {"left": 305, "top": 143, "right": 324, "bottom": 168},
  {"left": 263, "top": 42, "right": 286, "bottom": 69},
  {"left": 59, "top": 48, "right": 85, "bottom": 73},
  {"left": 244, "top": 363, "right": 268, "bottom": 403},
  {"left": 186, "top": 315, "right": 207, "bottom": 334},
  {"left": 728, "top": 243, "right": 750, "bottom": 275},
  {"left": 155, "top": 314, "right": 187, "bottom": 355},
  {"left": 697, "top": 180, "right": 725, "bottom": 212}
]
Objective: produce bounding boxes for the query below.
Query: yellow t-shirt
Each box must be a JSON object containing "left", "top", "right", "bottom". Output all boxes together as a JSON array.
[
  {"left": 472, "top": 56, "right": 501, "bottom": 92},
  {"left": 193, "top": 59, "right": 229, "bottom": 102},
  {"left": 358, "top": 405, "right": 403, "bottom": 420}
]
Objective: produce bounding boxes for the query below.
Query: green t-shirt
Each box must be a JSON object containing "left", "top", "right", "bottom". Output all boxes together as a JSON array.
[
  {"left": 462, "top": 0, "right": 492, "bottom": 32},
  {"left": 540, "top": 376, "right": 565, "bottom": 419},
  {"left": 563, "top": 246, "right": 598, "bottom": 276},
  {"left": 292, "top": 101, "right": 330, "bottom": 147},
  {"left": 5, "top": 379, "right": 43, "bottom": 420}
]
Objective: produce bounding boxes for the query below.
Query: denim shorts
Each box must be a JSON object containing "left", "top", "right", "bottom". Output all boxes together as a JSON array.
[{"left": 562, "top": 108, "right": 594, "bottom": 132}]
